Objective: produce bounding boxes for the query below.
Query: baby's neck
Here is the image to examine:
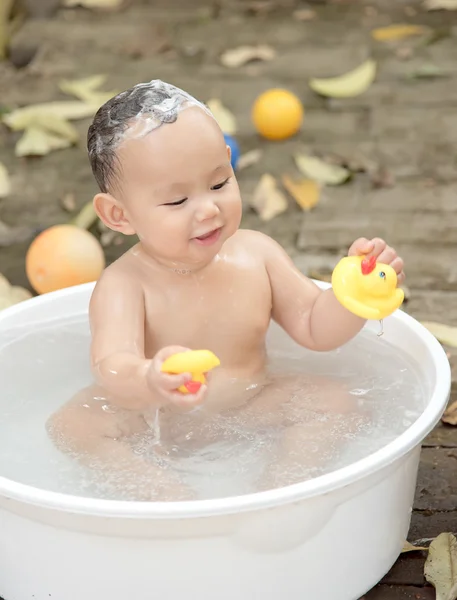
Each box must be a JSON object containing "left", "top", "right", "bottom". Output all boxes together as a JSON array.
[{"left": 131, "top": 242, "right": 219, "bottom": 276}]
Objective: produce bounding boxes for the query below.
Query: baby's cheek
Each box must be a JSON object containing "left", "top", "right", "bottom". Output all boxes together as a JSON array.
[{"left": 224, "top": 192, "right": 242, "bottom": 218}]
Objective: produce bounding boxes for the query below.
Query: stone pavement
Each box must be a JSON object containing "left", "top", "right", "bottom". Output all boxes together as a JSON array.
[{"left": 0, "top": 0, "right": 457, "bottom": 597}]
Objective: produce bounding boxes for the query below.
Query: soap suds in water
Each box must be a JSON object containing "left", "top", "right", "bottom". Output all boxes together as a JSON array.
[{"left": 0, "top": 317, "right": 426, "bottom": 501}]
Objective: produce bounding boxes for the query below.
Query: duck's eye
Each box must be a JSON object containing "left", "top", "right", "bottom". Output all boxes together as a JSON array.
[{"left": 379, "top": 271, "right": 386, "bottom": 279}]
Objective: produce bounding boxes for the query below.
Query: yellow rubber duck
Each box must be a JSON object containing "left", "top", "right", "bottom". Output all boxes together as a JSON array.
[
  {"left": 331, "top": 255, "right": 404, "bottom": 320},
  {"left": 161, "top": 349, "right": 221, "bottom": 394}
]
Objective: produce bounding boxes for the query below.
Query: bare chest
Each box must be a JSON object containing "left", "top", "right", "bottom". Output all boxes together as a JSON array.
[{"left": 143, "top": 266, "right": 272, "bottom": 358}]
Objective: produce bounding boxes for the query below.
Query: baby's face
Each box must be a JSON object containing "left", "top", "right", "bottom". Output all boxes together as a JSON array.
[{"left": 115, "top": 107, "right": 242, "bottom": 267}]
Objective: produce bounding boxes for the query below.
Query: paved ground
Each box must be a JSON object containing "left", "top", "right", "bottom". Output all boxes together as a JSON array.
[{"left": 1, "top": 0, "right": 457, "bottom": 597}]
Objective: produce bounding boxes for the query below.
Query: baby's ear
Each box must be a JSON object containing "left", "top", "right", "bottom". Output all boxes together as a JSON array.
[
  {"left": 226, "top": 144, "right": 232, "bottom": 162},
  {"left": 93, "top": 193, "right": 135, "bottom": 235}
]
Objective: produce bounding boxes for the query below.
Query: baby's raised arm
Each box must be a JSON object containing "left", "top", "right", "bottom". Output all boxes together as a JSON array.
[{"left": 256, "top": 233, "right": 366, "bottom": 351}]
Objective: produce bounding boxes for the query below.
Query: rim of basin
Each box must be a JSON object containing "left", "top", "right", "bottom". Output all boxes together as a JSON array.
[{"left": 0, "top": 282, "right": 451, "bottom": 519}]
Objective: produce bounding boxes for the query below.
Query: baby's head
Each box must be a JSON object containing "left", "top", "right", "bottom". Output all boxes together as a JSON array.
[{"left": 87, "top": 79, "right": 242, "bottom": 268}]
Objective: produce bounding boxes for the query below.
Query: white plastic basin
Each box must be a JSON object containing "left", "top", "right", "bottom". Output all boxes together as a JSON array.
[{"left": 0, "top": 281, "right": 451, "bottom": 600}]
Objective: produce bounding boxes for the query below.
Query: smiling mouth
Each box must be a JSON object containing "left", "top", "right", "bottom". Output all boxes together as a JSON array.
[{"left": 193, "top": 227, "right": 222, "bottom": 245}]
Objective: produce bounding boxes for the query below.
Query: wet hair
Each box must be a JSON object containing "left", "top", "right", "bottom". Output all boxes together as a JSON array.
[{"left": 87, "top": 79, "right": 214, "bottom": 193}]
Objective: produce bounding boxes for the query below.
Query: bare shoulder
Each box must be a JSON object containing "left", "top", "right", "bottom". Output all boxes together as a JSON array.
[
  {"left": 228, "top": 229, "right": 291, "bottom": 262},
  {"left": 89, "top": 250, "right": 143, "bottom": 314}
]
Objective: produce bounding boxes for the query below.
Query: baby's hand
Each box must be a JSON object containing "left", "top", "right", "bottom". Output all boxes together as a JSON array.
[
  {"left": 146, "top": 346, "right": 208, "bottom": 409},
  {"left": 348, "top": 237, "right": 405, "bottom": 285}
]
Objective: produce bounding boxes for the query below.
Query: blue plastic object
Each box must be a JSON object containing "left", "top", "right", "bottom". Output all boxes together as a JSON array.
[{"left": 223, "top": 133, "right": 240, "bottom": 170}]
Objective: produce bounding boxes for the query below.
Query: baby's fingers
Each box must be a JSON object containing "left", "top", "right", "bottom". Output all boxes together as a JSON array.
[
  {"left": 348, "top": 237, "right": 373, "bottom": 257},
  {"left": 160, "top": 371, "right": 192, "bottom": 391},
  {"left": 391, "top": 257, "right": 405, "bottom": 285},
  {"left": 169, "top": 384, "right": 208, "bottom": 409},
  {"left": 376, "top": 246, "right": 397, "bottom": 266}
]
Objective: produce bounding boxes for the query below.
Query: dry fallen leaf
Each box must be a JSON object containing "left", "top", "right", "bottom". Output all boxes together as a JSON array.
[
  {"left": 424, "top": 0, "right": 457, "bottom": 9},
  {"left": 250, "top": 174, "right": 288, "bottom": 221},
  {"left": 15, "top": 127, "right": 73, "bottom": 157},
  {"left": 2, "top": 101, "right": 100, "bottom": 131},
  {"left": 63, "top": 0, "right": 124, "bottom": 7},
  {"left": 282, "top": 174, "right": 321, "bottom": 211},
  {"left": 309, "top": 59, "right": 376, "bottom": 99},
  {"left": 295, "top": 154, "right": 351, "bottom": 185},
  {"left": 371, "top": 24, "right": 429, "bottom": 42},
  {"left": 421, "top": 322, "right": 457, "bottom": 348},
  {"left": 442, "top": 401, "right": 457, "bottom": 426},
  {"left": 0, "top": 161, "right": 11, "bottom": 198},
  {"left": 220, "top": 44, "right": 276, "bottom": 68},
  {"left": 402, "top": 540, "right": 428, "bottom": 553},
  {"left": 29, "top": 114, "right": 79, "bottom": 142},
  {"left": 206, "top": 99, "right": 237, "bottom": 134},
  {"left": 59, "top": 74, "right": 106, "bottom": 98},
  {"left": 8, "top": 285, "right": 32, "bottom": 303},
  {"left": 59, "top": 75, "right": 117, "bottom": 105},
  {"left": 237, "top": 149, "right": 263, "bottom": 171},
  {"left": 424, "top": 532, "right": 457, "bottom": 600},
  {"left": 0, "top": 289, "right": 32, "bottom": 310},
  {"left": 0, "top": 274, "right": 32, "bottom": 311},
  {"left": 0, "top": 273, "right": 9, "bottom": 295},
  {"left": 3, "top": 96, "right": 106, "bottom": 157},
  {"left": 321, "top": 152, "right": 370, "bottom": 173}
]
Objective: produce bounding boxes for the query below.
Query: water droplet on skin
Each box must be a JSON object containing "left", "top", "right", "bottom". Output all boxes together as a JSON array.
[{"left": 350, "top": 388, "right": 369, "bottom": 396}]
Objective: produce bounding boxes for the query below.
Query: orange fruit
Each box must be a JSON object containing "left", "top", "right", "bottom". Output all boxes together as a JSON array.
[
  {"left": 252, "top": 89, "right": 304, "bottom": 141},
  {"left": 26, "top": 224, "right": 105, "bottom": 294}
]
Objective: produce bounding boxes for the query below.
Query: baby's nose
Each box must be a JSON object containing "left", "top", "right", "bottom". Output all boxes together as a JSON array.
[{"left": 195, "top": 198, "right": 220, "bottom": 221}]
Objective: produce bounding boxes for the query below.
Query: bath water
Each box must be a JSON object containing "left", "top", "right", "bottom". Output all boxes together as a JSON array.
[{"left": 0, "top": 315, "right": 426, "bottom": 501}]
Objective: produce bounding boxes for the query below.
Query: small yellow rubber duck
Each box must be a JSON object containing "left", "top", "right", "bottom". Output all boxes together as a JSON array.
[
  {"left": 332, "top": 255, "right": 404, "bottom": 320},
  {"left": 161, "top": 349, "right": 221, "bottom": 394}
]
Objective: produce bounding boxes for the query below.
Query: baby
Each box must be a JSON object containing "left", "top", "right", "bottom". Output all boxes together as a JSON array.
[{"left": 47, "top": 80, "right": 405, "bottom": 500}]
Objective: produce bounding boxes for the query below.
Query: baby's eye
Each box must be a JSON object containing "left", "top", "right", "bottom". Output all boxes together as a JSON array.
[
  {"left": 211, "top": 178, "right": 229, "bottom": 191},
  {"left": 164, "top": 198, "right": 187, "bottom": 206}
]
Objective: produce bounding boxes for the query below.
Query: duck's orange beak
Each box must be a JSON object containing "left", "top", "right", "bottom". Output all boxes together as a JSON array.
[
  {"left": 361, "top": 255, "right": 376, "bottom": 275},
  {"left": 184, "top": 381, "right": 202, "bottom": 394}
]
